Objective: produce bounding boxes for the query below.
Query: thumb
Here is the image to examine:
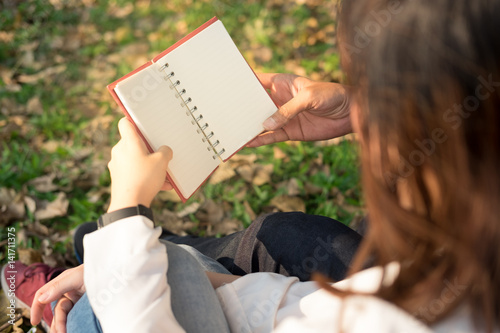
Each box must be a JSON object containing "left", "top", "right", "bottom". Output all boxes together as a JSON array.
[
  {"left": 156, "top": 146, "right": 173, "bottom": 162},
  {"left": 262, "top": 93, "right": 310, "bottom": 130}
]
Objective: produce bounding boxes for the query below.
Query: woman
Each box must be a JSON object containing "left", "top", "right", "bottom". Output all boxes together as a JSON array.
[
  {"left": 28, "top": 0, "right": 500, "bottom": 331},
  {"left": 339, "top": 0, "right": 500, "bottom": 330}
]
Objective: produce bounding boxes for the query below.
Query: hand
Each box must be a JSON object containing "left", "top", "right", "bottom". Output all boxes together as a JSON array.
[
  {"left": 31, "top": 265, "right": 85, "bottom": 333},
  {"left": 248, "top": 73, "right": 352, "bottom": 147},
  {"left": 107, "top": 118, "right": 173, "bottom": 212}
]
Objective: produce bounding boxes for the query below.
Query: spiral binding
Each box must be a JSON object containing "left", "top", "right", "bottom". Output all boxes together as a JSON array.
[{"left": 158, "top": 62, "right": 225, "bottom": 160}]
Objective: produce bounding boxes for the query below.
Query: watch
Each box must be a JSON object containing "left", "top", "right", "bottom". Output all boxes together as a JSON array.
[{"left": 97, "top": 204, "right": 154, "bottom": 229}]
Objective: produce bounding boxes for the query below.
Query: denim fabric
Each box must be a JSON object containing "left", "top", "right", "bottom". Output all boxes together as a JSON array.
[
  {"left": 51, "top": 293, "right": 103, "bottom": 333},
  {"left": 61, "top": 242, "right": 229, "bottom": 333}
]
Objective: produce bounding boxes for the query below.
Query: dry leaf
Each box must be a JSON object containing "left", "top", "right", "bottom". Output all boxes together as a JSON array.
[
  {"left": 28, "top": 174, "right": 58, "bottom": 193},
  {"left": 212, "top": 218, "right": 243, "bottom": 235},
  {"left": 333, "top": 190, "right": 346, "bottom": 206},
  {"left": 306, "top": 17, "right": 319, "bottom": 29},
  {"left": 0, "top": 116, "right": 31, "bottom": 140},
  {"left": 285, "top": 59, "right": 307, "bottom": 76},
  {"left": 49, "top": 0, "right": 64, "bottom": 9},
  {"left": 40, "top": 140, "right": 60, "bottom": 153},
  {"left": 0, "top": 31, "right": 14, "bottom": 43},
  {"left": 28, "top": 221, "right": 50, "bottom": 237},
  {"left": 176, "top": 202, "right": 200, "bottom": 218},
  {"left": 304, "top": 182, "right": 323, "bottom": 195},
  {"left": 234, "top": 188, "right": 246, "bottom": 201},
  {"left": 13, "top": 325, "right": 24, "bottom": 333},
  {"left": 0, "top": 66, "right": 15, "bottom": 85},
  {"left": 286, "top": 178, "right": 300, "bottom": 196},
  {"left": 243, "top": 201, "right": 256, "bottom": 221},
  {"left": 175, "top": 20, "right": 188, "bottom": 35},
  {"left": 157, "top": 209, "right": 184, "bottom": 233},
  {"left": 252, "top": 45, "right": 273, "bottom": 63},
  {"left": 229, "top": 153, "right": 257, "bottom": 166},
  {"left": 86, "top": 187, "right": 110, "bottom": 204},
  {"left": 315, "top": 133, "right": 358, "bottom": 146},
  {"left": 273, "top": 146, "right": 287, "bottom": 160},
  {"left": 42, "top": 252, "right": 65, "bottom": 268},
  {"left": 270, "top": 195, "right": 306, "bottom": 212},
  {"left": 17, "top": 65, "right": 66, "bottom": 84},
  {"left": 73, "top": 147, "right": 93, "bottom": 162},
  {"left": 4, "top": 82, "right": 21, "bottom": 93},
  {"left": 18, "top": 248, "right": 43, "bottom": 266},
  {"left": 236, "top": 164, "right": 255, "bottom": 183},
  {"left": 19, "top": 41, "right": 39, "bottom": 68},
  {"left": 157, "top": 190, "right": 182, "bottom": 203},
  {"left": 253, "top": 164, "right": 273, "bottom": 186},
  {"left": 313, "top": 152, "right": 323, "bottom": 166},
  {"left": 108, "top": 2, "right": 134, "bottom": 18},
  {"left": 349, "top": 215, "right": 368, "bottom": 236},
  {"left": 41, "top": 238, "right": 66, "bottom": 267},
  {"left": 26, "top": 96, "right": 43, "bottom": 115},
  {"left": 24, "top": 196, "right": 36, "bottom": 215},
  {"left": 16, "top": 229, "right": 28, "bottom": 248},
  {"left": 195, "top": 199, "right": 224, "bottom": 224},
  {"left": 13, "top": 316, "right": 24, "bottom": 332},
  {"left": 34, "top": 192, "right": 69, "bottom": 220},
  {"left": 209, "top": 162, "right": 236, "bottom": 184},
  {"left": 0, "top": 187, "right": 25, "bottom": 225},
  {"left": 114, "top": 26, "right": 131, "bottom": 43}
]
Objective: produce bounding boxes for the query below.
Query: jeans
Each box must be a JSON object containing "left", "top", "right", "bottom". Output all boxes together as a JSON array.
[
  {"left": 62, "top": 242, "right": 230, "bottom": 333},
  {"left": 75, "top": 212, "right": 362, "bottom": 281},
  {"left": 166, "top": 212, "right": 362, "bottom": 281}
]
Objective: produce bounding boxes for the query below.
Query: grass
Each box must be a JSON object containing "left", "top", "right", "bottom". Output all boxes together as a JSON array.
[{"left": 0, "top": 0, "right": 362, "bottom": 265}]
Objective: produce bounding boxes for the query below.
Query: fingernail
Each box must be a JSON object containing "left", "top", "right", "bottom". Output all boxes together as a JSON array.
[
  {"left": 38, "top": 293, "right": 48, "bottom": 302},
  {"left": 263, "top": 117, "right": 277, "bottom": 130}
]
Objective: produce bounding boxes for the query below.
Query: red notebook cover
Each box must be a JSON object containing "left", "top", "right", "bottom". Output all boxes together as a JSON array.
[{"left": 107, "top": 17, "right": 276, "bottom": 202}]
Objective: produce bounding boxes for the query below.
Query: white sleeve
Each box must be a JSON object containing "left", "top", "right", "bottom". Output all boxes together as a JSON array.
[
  {"left": 83, "top": 215, "right": 186, "bottom": 333},
  {"left": 216, "top": 266, "right": 432, "bottom": 333}
]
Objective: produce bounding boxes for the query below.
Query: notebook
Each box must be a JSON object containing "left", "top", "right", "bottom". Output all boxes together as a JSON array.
[{"left": 108, "top": 17, "right": 278, "bottom": 202}]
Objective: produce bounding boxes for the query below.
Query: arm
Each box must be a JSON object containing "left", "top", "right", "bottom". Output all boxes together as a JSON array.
[
  {"left": 206, "top": 272, "right": 241, "bottom": 289},
  {"left": 31, "top": 118, "right": 184, "bottom": 333},
  {"left": 248, "top": 73, "right": 352, "bottom": 147},
  {"left": 86, "top": 118, "right": 184, "bottom": 333}
]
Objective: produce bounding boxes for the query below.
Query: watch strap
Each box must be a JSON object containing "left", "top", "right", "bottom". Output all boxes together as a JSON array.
[{"left": 98, "top": 205, "right": 154, "bottom": 229}]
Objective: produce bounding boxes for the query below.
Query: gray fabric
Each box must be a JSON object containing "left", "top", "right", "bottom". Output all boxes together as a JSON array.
[
  {"left": 175, "top": 243, "right": 232, "bottom": 275},
  {"left": 161, "top": 241, "right": 230, "bottom": 333}
]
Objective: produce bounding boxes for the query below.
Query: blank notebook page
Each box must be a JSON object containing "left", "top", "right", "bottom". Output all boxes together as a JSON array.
[
  {"left": 114, "top": 65, "right": 220, "bottom": 199},
  {"left": 154, "top": 20, "right": 277, "bottom": 160}
]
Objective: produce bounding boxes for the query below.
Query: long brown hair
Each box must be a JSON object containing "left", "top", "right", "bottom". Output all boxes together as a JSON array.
[{"left": 333, "top": 0, "right": 500, "bottom": 329}]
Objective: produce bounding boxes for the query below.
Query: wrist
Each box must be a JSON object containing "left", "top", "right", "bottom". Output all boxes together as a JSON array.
[{"left": 99, "top": 204, "right": 154, "bottom": 229}]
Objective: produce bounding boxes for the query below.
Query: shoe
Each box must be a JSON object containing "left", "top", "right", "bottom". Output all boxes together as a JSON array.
[
  {"left": 1, "top": 261, "right": 64, "bottom": 332},
  {"left": 73, "top": 221, "right": 178, "bottom": 264}
]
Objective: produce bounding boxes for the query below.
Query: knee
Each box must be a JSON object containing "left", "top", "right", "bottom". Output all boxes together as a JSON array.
[
  {"left": 253, "top": 212, "right": 308, "bottom": 234},
  {"left": 255, "top": 212, "right": 321, "bottom": 241}
]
